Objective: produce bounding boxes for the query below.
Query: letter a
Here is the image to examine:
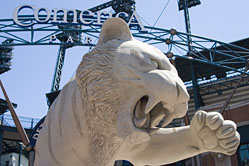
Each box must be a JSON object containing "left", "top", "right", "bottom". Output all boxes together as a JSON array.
[
  {"left": 66, "top": 36, "right": 74, "bottom": 43},
  {"left": 128, "top": 11, "right": 148, "bottom": 33}
]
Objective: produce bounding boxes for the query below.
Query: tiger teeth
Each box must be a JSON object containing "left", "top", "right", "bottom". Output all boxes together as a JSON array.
[
  {"left": 149, "top": 114, "right": 165, "bottom": 128},
  {"left": 161, "top": 113, "right": 174, "bottom": 127},
  {"left": 134, "top": 97, "right": 174, "bottom": 129},
  {"left": 143, "top": 114, "right": 150, "bottom": 128},
  {"left": 135, "top": 96, "right": 148, "bottom": 119},
  {"left": 134, "top": 117, "right": 147, "bottom": 128},
  {"left": 134, "top": 97, "right": 148, "bottom": 128},
  {"left": 149, "top": 102, "right": 165, "bottom": 128},
  {"left": 135, "top": 99, "right": 142, "bottom": 119},
  {"left": 144, "top": 97, "right": 160, "bottom": 114}
]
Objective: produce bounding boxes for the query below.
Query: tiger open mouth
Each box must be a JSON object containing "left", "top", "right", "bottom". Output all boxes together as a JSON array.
[{"left": 133, "top": 96, "right": 173, "bottom": 131}]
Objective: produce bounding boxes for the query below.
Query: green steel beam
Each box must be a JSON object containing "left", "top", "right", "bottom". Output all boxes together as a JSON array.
[{"left": 0, "top": 18, "right": 249, "bottom": 77}]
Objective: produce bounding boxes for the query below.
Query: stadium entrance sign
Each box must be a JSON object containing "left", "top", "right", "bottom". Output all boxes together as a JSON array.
[{"left": 13, "top": 5, "right": 147, "bottom": 32}]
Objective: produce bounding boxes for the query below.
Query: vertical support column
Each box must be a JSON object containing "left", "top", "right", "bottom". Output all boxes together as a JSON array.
[
  {"left": 182, "top": 0, "right": 201, "bottom": 110},
  {"left": 0, "top": 129, "right": 3, "bottom": 166},
  {"left": 1, "top": 115, "right": 3, "bottom": 126},
  {"left": 51, "top": 45, "right": 67, "bottom": 93},
  {"left": 183, "top": 0, "right": 192, "bottom": 49},
  {"left": 190, "top": 62, "right": 200, "bottom": 110},
  {"left": 211, "top": 153, "right": 232, "bottom": 166},
  {"left": 31, "top": 118, "right": 34, "bottom": 129},
  {"left": 18, "top": 143, "right": 22, "bottom": 166},
  {"left": 182, "top": 0, "right": 201, "bottom": 166}
]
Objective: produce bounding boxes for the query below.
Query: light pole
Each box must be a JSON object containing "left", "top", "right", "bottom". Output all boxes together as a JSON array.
[{"left": 178, "top": 0, "right": 201, "bottom": 166}]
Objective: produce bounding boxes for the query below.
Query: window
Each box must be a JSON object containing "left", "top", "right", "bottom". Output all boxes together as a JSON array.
[{"left": 239, "top": 143, "right": 249, "bottom": 166}]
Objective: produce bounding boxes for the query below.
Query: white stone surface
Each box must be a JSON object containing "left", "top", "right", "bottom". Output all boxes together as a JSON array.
[{"left": 34, "top": 18, "right": 240, "bottom": 166}]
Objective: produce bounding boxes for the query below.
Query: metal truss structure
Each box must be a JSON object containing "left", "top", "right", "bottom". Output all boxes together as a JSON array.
[
  {"left": 0, "top": 2, "right": 249, "bottom": 97},
  {"left": 1, "top": 17, "right": 249, "bottom": 71},
  {"left": 188, "top": 73, "right": 249, "bottom": 98}
]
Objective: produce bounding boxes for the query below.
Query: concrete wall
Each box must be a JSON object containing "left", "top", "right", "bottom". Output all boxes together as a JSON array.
[{"left": 1, "top": 152, "right": 28, "bottom": 166}]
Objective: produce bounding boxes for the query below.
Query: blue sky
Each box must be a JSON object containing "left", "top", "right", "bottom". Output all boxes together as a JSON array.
[{"left": 1, "top": 0, "right": 249, "bottom": 119}]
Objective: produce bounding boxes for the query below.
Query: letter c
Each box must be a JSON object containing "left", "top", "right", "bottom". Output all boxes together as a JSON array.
[{"left": 13, "top": 5, "right": 35, "bottom": 27}]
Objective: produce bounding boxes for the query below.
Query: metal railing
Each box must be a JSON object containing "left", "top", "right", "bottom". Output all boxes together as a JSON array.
[{"left": 0, "top": 114, "right": 40, "bottom": 129}]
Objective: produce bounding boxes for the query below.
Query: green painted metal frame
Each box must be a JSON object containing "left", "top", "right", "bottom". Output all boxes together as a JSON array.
[{"left": 0, "top": 16, "right": 249, "bottom": 77}]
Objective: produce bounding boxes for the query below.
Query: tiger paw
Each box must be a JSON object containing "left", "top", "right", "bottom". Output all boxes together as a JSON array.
[{"left": 191, "top": 111, "right": 240, "bottom": 155}]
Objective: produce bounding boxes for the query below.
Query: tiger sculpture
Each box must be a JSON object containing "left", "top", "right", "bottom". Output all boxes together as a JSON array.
[{"left": 34, "top": 18, "right": 240, "bottom": 166}]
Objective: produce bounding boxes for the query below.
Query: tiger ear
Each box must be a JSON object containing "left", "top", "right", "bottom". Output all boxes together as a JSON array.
[{"left": 96, "top": 18, "right": 133, "bottom": 45}]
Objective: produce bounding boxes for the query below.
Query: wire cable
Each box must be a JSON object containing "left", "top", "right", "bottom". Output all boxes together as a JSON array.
[
  {"left": 152, "top": 0, "right": 171, "bottom": 29},
  {"left": 144, "top": 0, "right": 171, "bottom": 41},
  {"left": 136, "top": 13, "right": 152, "bottom": 26}
]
